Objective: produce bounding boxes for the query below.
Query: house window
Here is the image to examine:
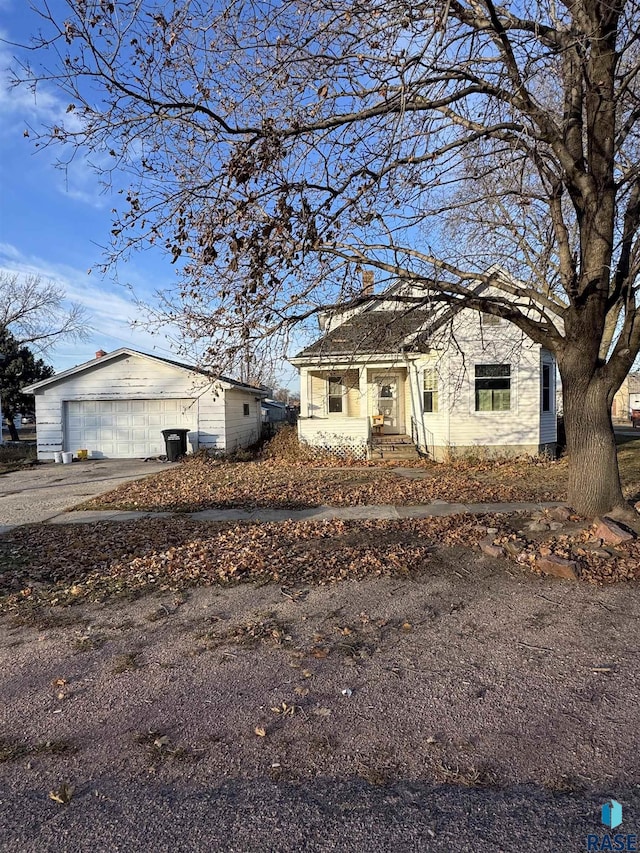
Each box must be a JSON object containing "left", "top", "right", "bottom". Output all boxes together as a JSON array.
[
  {"left": 542, "top": 364, "right": 552, "bottom": 413},
  {"left": 243, "top": 403, "right": 250, "bottom": 416},
  {"left": 481, "top": 313, "right": 501, "bottom": 327},
  {"left": 475, "top": 364, "right": 511, "bottom": 411},
  {"left": 423, "top": 368, "right": 438, "bottom": 413},
  {"left": 328, "top": 376, "right": 343, "bottom": 413}
]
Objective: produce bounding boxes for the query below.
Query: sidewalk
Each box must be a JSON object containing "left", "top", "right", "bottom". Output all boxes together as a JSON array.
[{"left": 0, "top": 500, "right": 568, "bottom": 534}]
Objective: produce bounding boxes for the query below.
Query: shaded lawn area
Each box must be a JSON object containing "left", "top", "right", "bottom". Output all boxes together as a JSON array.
[{"left": 78, "top": 454, "right": 569, "bottom": 512}]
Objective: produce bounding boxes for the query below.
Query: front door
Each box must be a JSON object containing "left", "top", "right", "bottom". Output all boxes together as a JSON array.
[{"left": 374, "top": 374, "right": 401, "bottom": 433}]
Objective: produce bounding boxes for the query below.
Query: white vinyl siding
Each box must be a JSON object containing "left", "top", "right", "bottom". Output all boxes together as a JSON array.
[
  {"left": 296, "top": 296, "right": 557, "bottom": 458},
  {"left": 224, "top": 389, "right": 261, "bottom": 452},
  {"left": 298, "top": 415, "right": 369, "bottom": 455},
  {"left": 425, "top": 307, "right": 545, "bottom": 452}
]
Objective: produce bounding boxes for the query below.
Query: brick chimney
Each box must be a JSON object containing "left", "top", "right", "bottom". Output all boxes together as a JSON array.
[
  {"left": 95, "top": 349, "right": 107, "bottom": 358},
  {"left": 362, "top": 270, "right": 374, "bottom": 295}
]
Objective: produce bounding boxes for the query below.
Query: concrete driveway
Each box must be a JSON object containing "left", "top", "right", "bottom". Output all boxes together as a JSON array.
[{"left": 0, "top": 459, "right": 175, "bottom": 531}]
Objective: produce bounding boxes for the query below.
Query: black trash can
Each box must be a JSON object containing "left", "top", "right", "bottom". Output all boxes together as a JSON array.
[{"left": 161, "top": 428, "right": 190, "bottom": 461}]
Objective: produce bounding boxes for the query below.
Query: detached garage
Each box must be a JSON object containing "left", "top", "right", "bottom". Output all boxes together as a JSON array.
[{"left": 25, "top": 348, "right": 266, "bottom": 460}]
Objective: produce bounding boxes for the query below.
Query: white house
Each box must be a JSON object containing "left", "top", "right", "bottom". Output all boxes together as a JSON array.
[
  {"left": 290, "top": 288, "right": 557, "bottom": 461},
  {"left": 24, "top": 348, "right": 266, "bottom": 460}
]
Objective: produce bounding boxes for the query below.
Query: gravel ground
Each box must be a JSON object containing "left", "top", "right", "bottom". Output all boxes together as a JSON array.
[
  {"left": 1, "top": 549, "right": 639, "bottom": 850},
  {"left": 2, "top": 778, "right": 637, "bottom": 852}
]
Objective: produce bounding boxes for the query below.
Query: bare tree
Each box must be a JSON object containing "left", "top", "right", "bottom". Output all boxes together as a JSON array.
[
  {"left": 0, "top": 272, "right": 88, "bottom": 353},
  {"left": 12, "top": 0, "right": 640, "bottom": 516}
]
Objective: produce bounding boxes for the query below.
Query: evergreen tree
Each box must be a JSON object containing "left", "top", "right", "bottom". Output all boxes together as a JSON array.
[{"left": 0, "top": 330, "right": 53, "bottom": 441}]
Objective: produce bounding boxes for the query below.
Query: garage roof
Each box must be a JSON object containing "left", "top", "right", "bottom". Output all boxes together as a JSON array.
[{"left": 23, "top": 347, "right": 268, "bottom": 396}]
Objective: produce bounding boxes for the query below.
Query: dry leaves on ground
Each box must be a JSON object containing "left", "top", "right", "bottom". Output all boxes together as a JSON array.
[
  {"left": 0, "top": 515, "right": 494, "bottom": 613},
  {"left": 77, "top": 454, "right": 566, "bottom": 513},
  {"left": 2, "top": 511, "right": 639, "bottom": 620}
]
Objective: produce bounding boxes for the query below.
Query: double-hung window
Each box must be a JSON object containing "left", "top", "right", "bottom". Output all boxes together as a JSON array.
[
  {"left": 328, "top": 376, "right": 343, "bottom": 413},
  {"left": 475, "top": 364, "right": 511, "bottom": 411},
  {"left": 481, "top": 313, "right": 501, "bottom": 328},
  {"left": 423, "top": 368, "right": 438, "bottom": 413}
]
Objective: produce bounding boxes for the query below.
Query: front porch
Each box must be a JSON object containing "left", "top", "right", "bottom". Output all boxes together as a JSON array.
[{"left": 298, "top": 365, "right": 416, "bottom": 458}]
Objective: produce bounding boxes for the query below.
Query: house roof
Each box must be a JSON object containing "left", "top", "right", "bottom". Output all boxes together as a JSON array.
[
  {"left": 23, "top": 347, "right": 268, "bottom": 396},
  {"left": 293, "top": 309, "right": 434, "bottom": 360}
]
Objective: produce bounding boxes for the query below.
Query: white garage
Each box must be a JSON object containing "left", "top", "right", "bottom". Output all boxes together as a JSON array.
[{"left": 25, "top": 348, "right": 266, "bottom": 460}]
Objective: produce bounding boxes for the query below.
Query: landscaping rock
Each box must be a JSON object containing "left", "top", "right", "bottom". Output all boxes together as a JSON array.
[
  {"left": 593, "top": 517, "right": 636, "bottom": 546},
  {"left": 504, "top": 539, "right": 525, "bottom": 557},
  {"left": 549, "top": 506, "right": 572, "bottom": 522},
  {"left": 479, "top": 537, "right": 505, "bottom": 558},
  {"left": 527, "top": 521, "right": 550, "bottom": 532},
  {"left": 581, "top": 542, "right": 615, "bottom": 559},
  {"left": 535, "top": 555, "right": 579, "bottom": 580}
]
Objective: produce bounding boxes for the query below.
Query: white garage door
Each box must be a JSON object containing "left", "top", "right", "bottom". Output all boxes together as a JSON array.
[{"left": 65, "top": 399, "right": 197, "bottom": 458}]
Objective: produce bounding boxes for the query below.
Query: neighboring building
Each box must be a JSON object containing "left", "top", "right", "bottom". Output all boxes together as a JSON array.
[
  {"left": 290, "top": 286, "right": 557, "bottom": 460},
  {"left": 261, "top": 399, "right": 289, "bottom": 423},
  {"left": 612, "top": 372, "right": 640, "bottom": 421},
  {"left": 24, "top": 348, "right": 266, "bottom": 460}
]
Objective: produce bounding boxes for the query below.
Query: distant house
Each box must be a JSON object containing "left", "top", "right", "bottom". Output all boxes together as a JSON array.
[
  {"left": 261, "top": 399, "right": 289, "bottom": 424},
  {"left": 290, "top": 286, "right": 557, "bottom": 460},
  {"left": 612, "top": 372, "right": 640, "bottom": 421},
  {"left": 24, "top": 348, "right": 267, "bottom": 460}
]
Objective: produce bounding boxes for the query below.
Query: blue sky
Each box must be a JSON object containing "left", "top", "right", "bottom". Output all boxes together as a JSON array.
[{"left": 0, "top": 2, "right": 299, "bottom": 389}]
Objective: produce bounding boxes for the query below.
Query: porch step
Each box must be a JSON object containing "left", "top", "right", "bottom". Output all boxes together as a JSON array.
[
  {"left": 370, "top": 448, "right": 421, "bottom": 461},
  {"left": 371, "top": 433, "right": 413, "bottom": 446},
  {"left": 370, "top": 435, "right": 420, "bottom": 461}
]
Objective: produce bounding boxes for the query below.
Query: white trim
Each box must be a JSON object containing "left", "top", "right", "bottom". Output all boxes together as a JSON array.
[{"left": 23, "top": 348, "right": 266, "bottom": 396}]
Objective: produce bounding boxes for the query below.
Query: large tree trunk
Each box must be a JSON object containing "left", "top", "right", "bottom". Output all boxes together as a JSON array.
[
  {"left": 561, "top": 369, "right": 627, "bottom": 518},
  {"left": 5, "top": 415, "right": 19, "bottom": 442}
]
